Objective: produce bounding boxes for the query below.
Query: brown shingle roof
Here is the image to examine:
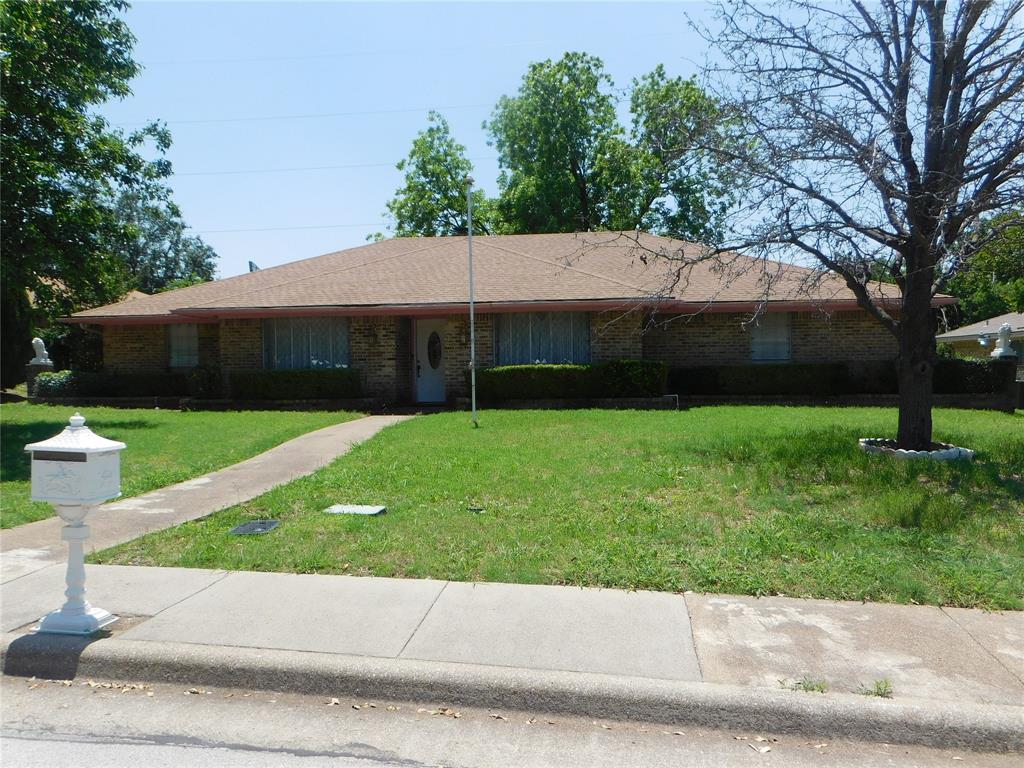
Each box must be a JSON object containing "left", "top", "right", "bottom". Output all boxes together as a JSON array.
[{"left": 69, "top": 232, "right": 941, "bottom": 322}]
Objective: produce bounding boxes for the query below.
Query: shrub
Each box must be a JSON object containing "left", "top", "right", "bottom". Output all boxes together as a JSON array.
[
  {"left": 474, "top": 365, "right": 591, "bottom": 400},
  {"left": 670, "top": 363, "right": 848, "bottom": 395},
  {"left": 33, "top": 370, "right": 189, "bottom": 398},
  {"left": 228, "top": 368, "right": 362, "bottom": 400},
  {"left": 934, "top": 358, "right": 1015, "bottom": 394},
  {"left": 473, "top": 360, "right": 668, "bottom": 400},
  {"left": 667, "top": 358, "right": 1013, "bottom": 396},
  {"left": 187, "top": 366, "right": 223, "bottom": 399},
  {"left": 591, "top": 359, "right": 669, "bottom": 397}
]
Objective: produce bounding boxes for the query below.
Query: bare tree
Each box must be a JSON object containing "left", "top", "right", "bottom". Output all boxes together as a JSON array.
[{"left": 699, "top": 0, "right": 1024, "bottom": 449}]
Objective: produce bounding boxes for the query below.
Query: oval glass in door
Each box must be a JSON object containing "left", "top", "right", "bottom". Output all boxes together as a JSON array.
[{"left": 427, "top": 331, "right": 442, "bottom": 369}]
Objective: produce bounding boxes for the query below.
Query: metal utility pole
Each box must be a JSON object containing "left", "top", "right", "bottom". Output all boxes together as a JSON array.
[{"left": 466, "top": 177, "right": 478, "bottom": 427}]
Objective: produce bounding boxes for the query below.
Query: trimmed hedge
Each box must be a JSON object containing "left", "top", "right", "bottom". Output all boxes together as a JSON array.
[
  {"left": 228, "top": 368, "right": 362, "bottom": 400},
  {"left": 668, "top": 358, "right": 1014, "bottom": 396},
  {"left": 934, "top": 358, "right": 1015, "bottom": 394},
  {"left": 33, "top": 370, "right": 190, "bottom": 398},
  {"left": 473, "top": 360, "right": 668, "bottom": 400}
]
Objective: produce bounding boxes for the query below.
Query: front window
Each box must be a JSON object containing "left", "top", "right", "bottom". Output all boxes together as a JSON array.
[
  {"left": 262, "top": 317, "right": 350, "bottom": 369},
  {"left": 750, "top": 313, "right": 791, "bottom": 362},
  {"left": 495, "top": 312, "right": 590, "bottom": 365},
  {"left": 168, "top": 324, "right": 199, "bottom": 368}
]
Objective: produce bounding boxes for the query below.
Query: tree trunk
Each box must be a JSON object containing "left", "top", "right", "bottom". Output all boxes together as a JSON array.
[
  {"left": 0, "top": 282, "right": 34, "bottom": 389},
  {"left": 895, "top": 267, "right": 937, "bottom": 451}
]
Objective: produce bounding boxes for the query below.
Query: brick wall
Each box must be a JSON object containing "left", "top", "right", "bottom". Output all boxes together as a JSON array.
[
  {"left": 103, "top": 325, "right": 166, "bottom": 372},
  {"left": 642, "top": 310, "right": 897, "bottom": 367},
  {"left": 350, "top": 316, "right": 399, "bottom": 400},
  {"left": 219, "top": 319, "right": 262, "bottom": 372},
  {"left": 590, "top": 310, "right": 643, "bottom": 362},
  {"left": 791, "top": 311, "right": 896, "bottom": 362},
  {"left": 394, "top": 317, "right": 414, "bottom": 402},
  {"left": 949, "top": 340, "right": 988, "bottom": 359},
  {"left": 443, "top": 314, "right": 494, "bottom": 398},
  {"left": 642, "top": 313, "right": 750, "bottom": 366},
  {"left": 198, "top": 323, "right": 220, "bottom": 367}
]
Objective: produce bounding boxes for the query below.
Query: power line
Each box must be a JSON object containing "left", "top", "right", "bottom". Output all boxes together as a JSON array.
[
  {"left": 193, "top": 222, "right": 386, "bottom": 234},
  {"left": 114, "top": 103, "right": 490, "bottom": 127},
  {"left": 174, "top": 156, "right": 496, "bottom": 177},
  {"left": 139, "top": 32, "right": 681, "bottom": 67},
  {"left": 141, "top": 39, "right": 552, "bottom": 66}
]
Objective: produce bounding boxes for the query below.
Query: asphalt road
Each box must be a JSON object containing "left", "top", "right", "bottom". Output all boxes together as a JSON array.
[{"left": 1, "top": 676, "right": 1017, "bottom": 767}]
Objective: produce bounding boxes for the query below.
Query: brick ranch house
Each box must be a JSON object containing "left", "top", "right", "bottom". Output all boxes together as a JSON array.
[{"left": 68, "top": 232, "right": 954, "bottom": 404}]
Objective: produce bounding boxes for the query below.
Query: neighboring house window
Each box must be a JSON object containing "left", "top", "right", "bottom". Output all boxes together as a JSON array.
[
  {"left": 495, "top": 312, "right": 590, "bottom": 365},
  {"left": 262, "top": 317, "right": 350, "bottom": 369},
  {"left": 168, "top": 324, "right": 199, "bottom": 368},
  {"left": 750, "top": 313, "right": 791, "bottom": 362}
]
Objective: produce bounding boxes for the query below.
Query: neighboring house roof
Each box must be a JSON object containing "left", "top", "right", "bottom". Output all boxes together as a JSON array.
[
  {"left": 68, "top": 232, "right": 954, "bottom": 325},
  {"left": 936, "top": 311, "right": 1024, "bottom": 342}
]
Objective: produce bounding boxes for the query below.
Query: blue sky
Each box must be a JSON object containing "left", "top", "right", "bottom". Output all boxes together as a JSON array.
[{"left": 104, "top": 1, "right": 713, "bottom": 278}]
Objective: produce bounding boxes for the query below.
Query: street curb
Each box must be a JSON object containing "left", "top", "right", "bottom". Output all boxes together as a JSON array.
[{"left": 3, "top": 633, "right": 1022, "bottom": 753}]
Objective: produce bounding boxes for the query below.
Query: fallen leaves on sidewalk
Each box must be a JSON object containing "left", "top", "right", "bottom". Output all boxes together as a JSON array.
[
  {"left": 749, "top": 744, "right": 772, "bottom": 754},
  {"left": 416, "top": 707, "right": 461, "bottom": 718},
  {"left": 183, "top": 687, "right": 212, "bottom": 696},
  {"left": 80, "top": 680, "right": 153, "bottom": 694}
]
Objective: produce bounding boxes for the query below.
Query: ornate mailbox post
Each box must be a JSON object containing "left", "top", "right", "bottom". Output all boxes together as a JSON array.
[{"left": 25, "top": 413, "right": 126, "bottom": 635}]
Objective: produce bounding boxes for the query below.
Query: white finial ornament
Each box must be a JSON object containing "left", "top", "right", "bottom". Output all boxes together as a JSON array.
[
  {"left": 30, "top": 337, "right": 52, "bottom": 364},
  {"left": 991, "top": 323, "right": 1016, "bottom": 358}
]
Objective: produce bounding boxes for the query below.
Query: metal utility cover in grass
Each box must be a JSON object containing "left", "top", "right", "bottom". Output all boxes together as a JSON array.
[
  {"left": 323, "top": 504, "right": 386, "bottom": 516},
  {"left": 229, "top": 520, "right": 280, "bottom": 535}
]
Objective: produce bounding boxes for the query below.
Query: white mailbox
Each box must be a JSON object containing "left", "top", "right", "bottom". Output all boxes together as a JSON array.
[
  {"left": 27, "top": 413, "right": 125, "bottom": 506},
  {"left": 25, "top": 413, "right": 126, "bottom": 635}
]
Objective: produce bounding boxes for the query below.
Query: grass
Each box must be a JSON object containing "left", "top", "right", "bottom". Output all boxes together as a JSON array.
[
  {"left": 0, "top": 403, "right": 360, "bottom": 528},
  {"left": 781, "top": 677, "right": 829, "bottom": 693},
  {"left": 857, "top": 679, "right": 895, "bottom": 698},
  {"left": 93, "top": 407, "right": 1024, "bottom": 609}
]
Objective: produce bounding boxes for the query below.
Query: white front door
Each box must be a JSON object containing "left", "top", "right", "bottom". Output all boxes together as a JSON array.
[{"left": 415, "top": 319, "right": 446, "bottom": 402}]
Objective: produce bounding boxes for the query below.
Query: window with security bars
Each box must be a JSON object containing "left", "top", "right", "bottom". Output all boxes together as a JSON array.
[
  {"left": 495, "top": 312, "right": 590, "bottom": 365},
  {"left": 262, "top": 317, "right": 350, "bottom": 369},
  {"left": 168, "top": 324, "right": 199, "bottom": 368},
  {"left": 750, "top": 312, "right": 792, "bottom": 362}
]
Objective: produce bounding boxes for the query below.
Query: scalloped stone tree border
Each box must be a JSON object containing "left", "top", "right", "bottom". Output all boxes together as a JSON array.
[{"left": 858, "top": 438, "right": 975, "bottom": 461}]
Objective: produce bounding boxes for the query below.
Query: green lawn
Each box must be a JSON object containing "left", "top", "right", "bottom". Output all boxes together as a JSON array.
[
  {"left": 94, "top": 407, "right": 1024, "bottom": 609},
  {"left": 1, "top": 403, "right": 360, "bottom": 528}
]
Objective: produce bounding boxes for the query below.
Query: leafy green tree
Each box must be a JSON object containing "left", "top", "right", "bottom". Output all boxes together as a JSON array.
[
  {"left": 484, "top": 53, "right": 730, "bottom": 239},
  {"left": 116, "top": 191, "right": 217, "bottom": 294},
  {"left": 487, "top": 52, "right": 618, "bottom": 234},
  {"left": 947, "top": 213, "right": 1024, "bottom": 326},
  {"left": 0, "top": 0, "right": 172, "bottom": 385},
  {"left": 604, "top": 66, "right": 733, "bottom": 241},
  {"left": 385, "top": 112, "right": 496, "bottom": 236}
]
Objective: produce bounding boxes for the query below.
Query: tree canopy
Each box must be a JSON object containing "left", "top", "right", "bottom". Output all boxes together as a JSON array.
[
  {"left": 385, "top": 53, "right": 730, "bottom": 241},
  {"left": 0, "top": 0, "right": 216, "bottom": 385},
  {"left": 385, "top": 112, "right": 496, "bottom": 236},
  {"left": 946, "top": 212, "right": 1024, "bottom": 326},
  {"left": 116, "top": 191, "right": 217, "bottom": 295}
]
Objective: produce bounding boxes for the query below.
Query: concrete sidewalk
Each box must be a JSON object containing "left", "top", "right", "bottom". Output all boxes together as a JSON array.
[
  {"left": 0, "top": 415, "right": 412, "bottom": 583},
  {"left": 2, "top": 565, "right": 1022, "bottom": 750}
]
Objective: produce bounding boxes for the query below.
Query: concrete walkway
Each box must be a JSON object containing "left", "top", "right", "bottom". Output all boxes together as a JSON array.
[
  {"left": 2, "top": 566, "right": 1022, "bottom": 750},
  {"left": 0, "top": 415, "right": 412, "bottom": 583}
]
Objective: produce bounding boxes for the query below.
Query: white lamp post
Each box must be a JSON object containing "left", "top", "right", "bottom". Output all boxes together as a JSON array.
[{"left": 25, "top": 413, "right": 126, "bottom": 635}]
